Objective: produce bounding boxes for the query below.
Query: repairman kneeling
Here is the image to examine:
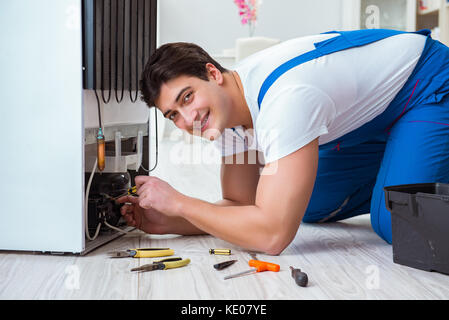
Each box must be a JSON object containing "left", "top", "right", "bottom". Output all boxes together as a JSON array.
[{"left": 117, "top": 29, "right": 449, "bottom": 255}]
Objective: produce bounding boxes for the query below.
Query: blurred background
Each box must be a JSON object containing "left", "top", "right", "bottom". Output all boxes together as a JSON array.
[{"left": 158, "top": 0, "right": 449, "bottom": 138}]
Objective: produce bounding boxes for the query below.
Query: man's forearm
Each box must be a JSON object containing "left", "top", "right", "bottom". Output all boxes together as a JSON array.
[
  {"left": 214, "top": 198, "right": 249, "bottom": 207},
  {"left": 179, "top": 196, "right": 280, "bottom": 254},
  {"left": 172, "top": 198, "right": 249, "bottom": 235}
]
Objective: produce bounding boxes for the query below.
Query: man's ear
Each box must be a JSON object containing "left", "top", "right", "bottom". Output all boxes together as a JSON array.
[{"left": 206, "top": 63, "right": 224, "bottom": 85}]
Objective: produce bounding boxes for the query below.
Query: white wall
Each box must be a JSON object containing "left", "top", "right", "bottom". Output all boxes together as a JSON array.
[
  {"left": 158, "top": 0, "right": 343, "bottom": 54},
  {"left": 157, "top": 0, "right": 343, "bottom": 136}
]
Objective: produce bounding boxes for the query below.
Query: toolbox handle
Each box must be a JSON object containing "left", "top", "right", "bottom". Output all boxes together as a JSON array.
[{"left": 384, "top": 190, "right": 419, "bottom": 217}]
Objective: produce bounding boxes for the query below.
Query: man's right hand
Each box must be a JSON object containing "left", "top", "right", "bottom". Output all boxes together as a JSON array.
[{"left": 115, "top": 194, "right": 205, "bottom": 235}]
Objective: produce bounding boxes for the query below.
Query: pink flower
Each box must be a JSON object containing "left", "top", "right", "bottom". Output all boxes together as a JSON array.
[{"left": 233, "top": 0, "right": 259, "bottom": 26}]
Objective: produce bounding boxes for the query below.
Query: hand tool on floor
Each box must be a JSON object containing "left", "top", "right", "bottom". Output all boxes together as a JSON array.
[
  {"left": 213, "top": 260, "right": 237, "bottom": 270},
  {"left": 290, "top": 266, "right": 308, "bottom": 287},
  {"left": 209, "top": 248, "right": 231, "bottom": 255},
  {"left": 107, "top": 247, "right": 174, "bottom": 258},
  {"left": 249, "top": 252, "right": 258, "bottom": 260},
  {"left": 224, "top": 259, "right": 280, "bottom": 280},
  {"left": 130, "top": 257, "right": 191, "bottom": 272}
]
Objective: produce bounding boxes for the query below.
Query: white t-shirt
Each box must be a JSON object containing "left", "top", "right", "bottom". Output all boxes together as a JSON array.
[{"left": 214, "top": 32, "right": 426, "bottom": 164}]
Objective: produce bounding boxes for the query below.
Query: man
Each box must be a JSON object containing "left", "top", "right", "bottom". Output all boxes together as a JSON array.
[{"left": 117, "top": 29, "right": 449, "bottom": 255}]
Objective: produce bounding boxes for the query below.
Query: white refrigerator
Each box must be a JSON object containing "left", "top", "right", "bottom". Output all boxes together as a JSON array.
[{"left": 0, "top": 0, "right": 85, "bottom": 253}]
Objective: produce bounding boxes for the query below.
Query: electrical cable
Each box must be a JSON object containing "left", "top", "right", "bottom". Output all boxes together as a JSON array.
[
  {"left": 100, "top": 0, "right": 111, "bottom": 104},
  {"left": 114, "top": 0, "right": 125, "bottom": 103},
  {"left": 139, "top": 107, "right": 159, "bottom": 173},
  {"left": 129, "top": 0, "right": 139, "bottom": 102},
  {"left": 86, "top": 156, "right": 134, "bottom": 238},
  {"left": 137, "top": 0, "right": 159, "bottom": 173},
  {"left": 85, "top": 158, "right": 131, "bottom": 239},
  {"left": 85, "top": 78, "right": 104, "bottom": 241},
  {"left": 94, "top": 89, "right": 103, "bottom": 129},
  {"left": 142, "top": 0, "right": 146, "bottom": 77},
  {"left": 104, "top": 220, "right": 131, "bottom": 234}
]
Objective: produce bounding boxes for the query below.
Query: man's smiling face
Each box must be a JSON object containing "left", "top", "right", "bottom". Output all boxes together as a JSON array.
[{"left": 155, "top": 68, "right": 232, "bottom": 141}]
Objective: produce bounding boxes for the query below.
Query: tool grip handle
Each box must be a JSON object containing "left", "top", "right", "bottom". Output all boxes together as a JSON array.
[
  {"left": 249, "top": 259, "right": 280, "bottom": 272},
  {"left": 128, "top": 186, "right": 137, "bottom": 195},
  {"left": 214, "top": 260, "right": 237, "bottom": 270},
  {"left": 164, "top": 258, "right": 191, "bottom": 270},
  {"left": 134, "top": 249, "right": 175, "bottom": 258}
]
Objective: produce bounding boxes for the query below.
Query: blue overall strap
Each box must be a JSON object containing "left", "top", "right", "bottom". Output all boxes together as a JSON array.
[{"left": 257, "top": 29, "right": 431, "bottom": 109}]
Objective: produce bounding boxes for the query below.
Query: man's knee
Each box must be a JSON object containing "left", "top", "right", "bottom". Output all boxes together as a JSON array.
[{"left": 370, "top": 194, "right": 393, "bottom": 244}]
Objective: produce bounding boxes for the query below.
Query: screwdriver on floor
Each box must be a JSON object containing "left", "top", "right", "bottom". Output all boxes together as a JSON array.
[
  {"left": 224, "top": 259, "right": 280, "bottom": 280},
  {"left": 290, "top": 266, "right": 308, "bottom": 287}
]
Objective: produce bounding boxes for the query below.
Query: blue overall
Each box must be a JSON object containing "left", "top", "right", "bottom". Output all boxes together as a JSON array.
[{"left": 257, "top": 29, "right": 449, "bottom": 244}]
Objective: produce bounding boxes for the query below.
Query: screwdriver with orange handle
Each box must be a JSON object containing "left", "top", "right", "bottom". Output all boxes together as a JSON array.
[{"left": 223, "top": 259, "right": 280, "bottom": 280}]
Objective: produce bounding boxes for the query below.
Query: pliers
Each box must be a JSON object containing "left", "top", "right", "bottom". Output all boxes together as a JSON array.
[
  {"left": 108, "top": 247, "right": 175, "bottom": 258},
  {"left": 131, "top": 257, "right": 191, "bottom": 272}
]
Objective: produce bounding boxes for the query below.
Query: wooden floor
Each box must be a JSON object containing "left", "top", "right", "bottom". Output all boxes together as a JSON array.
[{"left": 1, "top": 137, "right": 449, "bottom": 300}]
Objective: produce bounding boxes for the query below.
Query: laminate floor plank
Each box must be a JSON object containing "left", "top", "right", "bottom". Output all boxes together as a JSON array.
[
  {"left": 0, "top": 251, "right": 76, "bottom": 299},
  {"left": 62, "top": 232, "right": 141, "bottom": 299},
  {"left": 1, "top": 138, "right": 449, "bottom": 299}
]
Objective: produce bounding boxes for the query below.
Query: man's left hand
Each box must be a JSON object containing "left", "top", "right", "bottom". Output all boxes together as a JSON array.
[{"left": 134, "top": 175, "right": 186, "bottom": 216}]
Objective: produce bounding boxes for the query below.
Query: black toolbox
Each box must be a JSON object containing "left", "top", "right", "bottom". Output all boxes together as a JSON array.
[{"left": 384, "top": 183, "right": 449, "bottom": 275}]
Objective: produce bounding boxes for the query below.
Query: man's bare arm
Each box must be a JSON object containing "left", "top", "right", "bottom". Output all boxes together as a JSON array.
[
  {"left": 179, "top": 139, "right": 319, "bottom": 254},
  {"left": 218, "top": 150, "right": 262, "bottom": 205},
  {"left": 162, "top": 150, "right": 262, "bottom": 234}
]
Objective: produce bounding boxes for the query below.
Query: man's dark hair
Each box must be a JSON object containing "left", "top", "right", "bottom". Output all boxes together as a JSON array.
[{"left": 139, "top": 42, "right": 228, "bottom": 107}]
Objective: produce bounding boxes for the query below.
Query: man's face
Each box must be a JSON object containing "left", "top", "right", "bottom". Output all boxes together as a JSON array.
[{"left": 155, "top": 71, "right": 230, "bottom": 141}]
